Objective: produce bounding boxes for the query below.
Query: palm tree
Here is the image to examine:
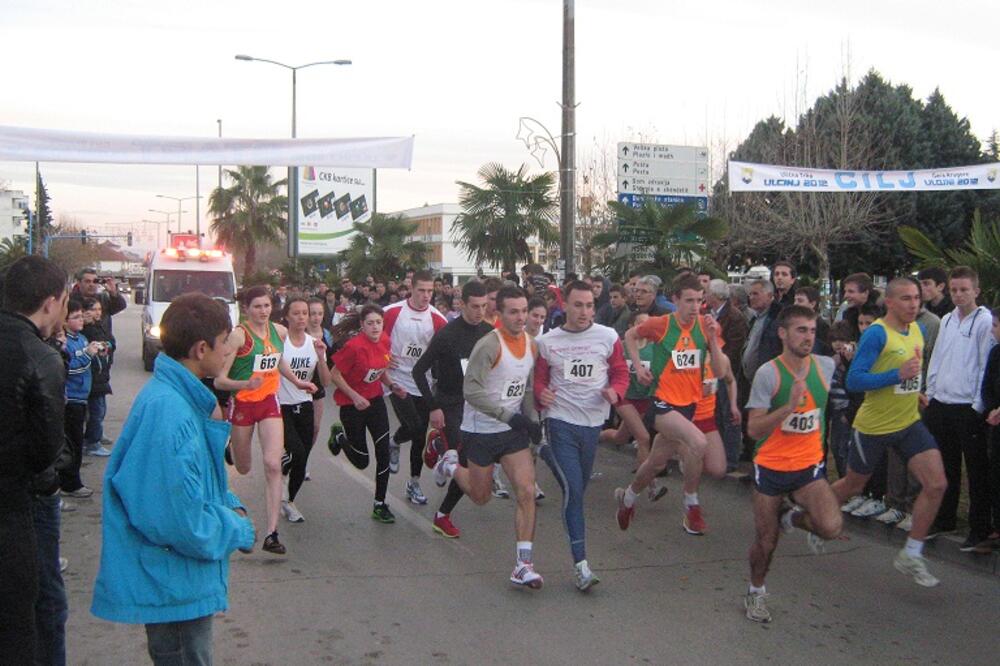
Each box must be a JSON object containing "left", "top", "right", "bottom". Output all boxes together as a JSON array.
[
  {"left": 453, "top": 163, "right": 558, "bottom": 273},
  {"left": 0, "top": 236, "right": 27, "bottom": 270},
  {"left": 337, "top": 213, "right": 428, "bottom": 280},
  {"left": 208, "top": 166, "right": 287, "bottom": 278}
]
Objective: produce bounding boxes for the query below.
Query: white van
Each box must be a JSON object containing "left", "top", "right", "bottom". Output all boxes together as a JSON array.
[{"left": 138, "top": 245, "right": 239, "bottom": 371}]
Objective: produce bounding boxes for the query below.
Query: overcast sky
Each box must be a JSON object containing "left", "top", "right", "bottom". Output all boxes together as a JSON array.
[{"left": 2, "top": 0, "right": 997, "bottom": 240}]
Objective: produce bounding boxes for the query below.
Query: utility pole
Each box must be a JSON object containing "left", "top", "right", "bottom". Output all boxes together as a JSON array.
[
  {"left": 560, "top": 0, "right": 576, "bottom": 276},
  {"left": 217, "top": 119, "right": 223, "bottom": 190}
]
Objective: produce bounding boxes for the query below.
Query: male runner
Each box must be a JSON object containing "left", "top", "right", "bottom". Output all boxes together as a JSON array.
[
  {"left": 383, "top": 270, "right": 447, "bottom": 504},
  {"left": 829, "top": 277, "right": 947, "bottom": 587},
  {"left": 616, "top": 274, "right": 725, "bottom": 534},
  {"left": 481, "top": 276, "right": 513, "bottom": 499},
  {"left": 432, "top": 286, "right": 545, "bottom": 588},
  {"left": 413, "top": 281, "right": 494, "bottom": 538},
  {"left": 744, "top": 305, "right": 841, "bottom": 623},
  {"left": 535, "top": 281, "right": 629, "bottom": 590}
]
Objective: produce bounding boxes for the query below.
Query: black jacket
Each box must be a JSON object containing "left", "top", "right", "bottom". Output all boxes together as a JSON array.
[
  {"left": 83, "top": 319, "right": 115, "bottom": 396},
  {"left": 71, "top": 286, "right": 127, "bottom": 336},
  {"left": 755, "top": 300, "right": 784, "bottom": 371},
  {"left": 0, "top": 312, "right": 67, "bottom": 505}
]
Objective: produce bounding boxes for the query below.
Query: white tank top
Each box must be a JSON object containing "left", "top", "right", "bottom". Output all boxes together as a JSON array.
[
  {"left": 278, "top": 333, "right": 318, "bottom": 405},
  {"left": 461, "top": 330, "right": 534, "bottom": 434}
]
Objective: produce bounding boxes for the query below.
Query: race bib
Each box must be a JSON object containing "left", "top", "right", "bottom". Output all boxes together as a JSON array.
[
  {"left": 564, "top": 357, "right": 599, "bottom": 383},
  {"left": 501, "top": 378, "right": 526, "bottom": 400},
  {"left": 672, "top": 348, "right": 700, "bottom": 370},
  {"left": 364, "top": 367, "right": 385, "bottom": 383},
  {"left": 460, "top": 358, "right": 469, "bottom": 375},
  {"left": 781, "top": 408, "right": 820, "bottom": 434},
  {"left": 252, "top": 353, "right": 280, "bottom": 373},
  {"left": 702, "top": 377, "right": 718, "bottom": 396},
  {"left": 626, "top": 359, "right": 651, "bottom": 373},
  {"left": 403, "top": 343, "right": 425, "bottom": 360},
  {"left": 895, "top": 376, "right": 921, "bottom": 394}
]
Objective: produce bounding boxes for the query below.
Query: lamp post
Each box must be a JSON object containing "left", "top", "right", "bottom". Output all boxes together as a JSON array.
[
  {"left": 154, "top": 195, "right": 201, "bottom": 238},
  {"left": 148, "top": 208, "right": 185, "bottom": 238},
  {"left": 235, "top": 54, "right": 352, "bottom": 258}
]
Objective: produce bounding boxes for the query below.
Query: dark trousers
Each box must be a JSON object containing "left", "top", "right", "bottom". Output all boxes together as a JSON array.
[
  {"left": 281, "top": 402, "right": 315, "bottom": 502},
  {"left": 340, "top": 397, "right": 392, "bottom": 502},
  {"left": 33, "top": 492, "right": 67, "bottom": 666},
  {"left": 145, "top": 615, "right": 213, "bottom": 666},
  {"left": 989, "top": 426, "right": 1000, "bottom": 534},
  {"left": 389, "top": 393, "right": 432, "bottom": 478},
  {"left": 0, "top": 504, "right": 38, "bottom": 665},
  {"left": 924, "top": 400, "right": 991, "bottom": 536},
  {"left": 59, "top": 402, "right": 87, "bottom": 492},
  {"left": 437, "top": 400, "right": 465, "bottom": 515},
  {"left": 715, "top": 380, "right": 742, "bottom": 471},
  {"left": 83, "top": 394, "right": 107, "bottom": 448}
]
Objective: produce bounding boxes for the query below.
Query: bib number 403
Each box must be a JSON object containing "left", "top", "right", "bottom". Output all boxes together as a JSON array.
[{"left": 781, "top": 408, "right": 820, "bottom": 434}]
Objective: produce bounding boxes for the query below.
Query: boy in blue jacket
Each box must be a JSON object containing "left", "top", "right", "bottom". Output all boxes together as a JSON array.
[
  {"left": 61, "top": 297, "right": 100, "bottom": 497},
  {"left": 92, "top": 293, "right": 255, "bottom": 665}
]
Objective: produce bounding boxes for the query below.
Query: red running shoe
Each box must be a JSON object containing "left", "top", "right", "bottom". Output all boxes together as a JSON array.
[
  {"left": 615, "top": 487, "right": 635, "bottom": 531},
  {"left": 433, "top": 513, "right": 461, "bottom": 539},
  {"left": 423, "top": 428, "right": 449, "bottom": 471},
  {"left": 683, "top": 504, "right": 707, "bottom": 535}
]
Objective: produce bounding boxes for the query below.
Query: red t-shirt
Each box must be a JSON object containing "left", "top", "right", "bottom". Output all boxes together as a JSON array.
[{"left": 330, "top": 332, "right": 391, "bottom": 406}]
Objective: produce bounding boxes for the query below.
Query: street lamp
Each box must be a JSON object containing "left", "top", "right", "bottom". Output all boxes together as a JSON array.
[
  {"left": 148, "top": 208, "right": 186, "bottom": 237},
  {"left": 154, "top": 194, "right": 201, "bottom": 239},
  {"left": 235, "top": 54, "right": 352, "bottom": 258}
]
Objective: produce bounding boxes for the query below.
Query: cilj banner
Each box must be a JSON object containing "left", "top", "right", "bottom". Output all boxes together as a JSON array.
[{"left": 729, "top": 160, "right": 1000, "bottom": 193}]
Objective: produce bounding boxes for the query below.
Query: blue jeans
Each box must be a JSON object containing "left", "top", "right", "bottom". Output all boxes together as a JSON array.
[
  {"left": 34, "top": 492, "right": 67, "bottom": 666},
  {"left": 84, "top": 394, "right": 107, "bottom": 448},
  {"left": 829, "top": 409, "right": 852, "bottom": 478},
  {"left": 539, "top": 418, "right": 599, "bottom": 564},
  {"left": 145, "top": 616, "right": 214, "bottom": 666}
]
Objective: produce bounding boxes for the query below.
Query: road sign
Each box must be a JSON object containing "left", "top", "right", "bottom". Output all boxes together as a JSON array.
[
  {"left": 617, "top": 176, "right": 710, "bottom": 196},
  {"left": 617, "top": 193, "right": 709, "bottom": 213},
  {"left": 618, "top": 143, "right": 709, "bottom": 163}
]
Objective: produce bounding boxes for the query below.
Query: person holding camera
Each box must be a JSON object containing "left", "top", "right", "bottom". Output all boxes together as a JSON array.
[{"left": 82, "top": 297, "right": 115, "bottom": 457}]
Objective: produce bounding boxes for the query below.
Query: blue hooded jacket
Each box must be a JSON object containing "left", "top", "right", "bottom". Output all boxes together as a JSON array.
[
  {"left": 91, "top": 353, "right": 255, "bottom": 624},
  {"left": 64, "top": 330, "right": 92, "bottom": 403}
]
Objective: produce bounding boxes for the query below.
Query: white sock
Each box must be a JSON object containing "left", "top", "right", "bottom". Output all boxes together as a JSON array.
[
  {"left": 411, "top": 476, "right": 420, "bottom": 484},
  {"left": 623, "top": 486, "right": 638, "bottom": 508},
  {"left": 781, "top": 509, "right": 798, "bottom": 532},
  {"left": 517, "top": 541, "right": 533, "bottom": 563},
  {"left": 905, "top": 537, "right": 924, "bottom": 558},
  {"left": 749, "top": 584, "right": 766, "bottom": 595},
  {"left": 575, "top": 559, "right": 590, "bottom": 574},
  {"left": 684, "top": 492, "right": 699, "bottom": 508},
  {"left": 436, "top": 511, "right": 447, "bottom": 519}
]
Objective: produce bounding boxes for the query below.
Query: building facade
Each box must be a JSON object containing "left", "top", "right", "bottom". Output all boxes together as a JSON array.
[{"left": 0, "top": 189, "right": 30, "bottom": 245}]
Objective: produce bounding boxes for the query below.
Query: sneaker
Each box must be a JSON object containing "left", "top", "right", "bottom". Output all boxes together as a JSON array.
[
  {"left": 262, "top": 532, "right": 286, "bottom": 555},
  {"left": 896, "top": 513, "right": 913, "bottom": 532},
  {"left": 744, "top": 589, "right": 772, "bottom": 623},
  {"left": 406, "top": 480, "right": 428, "bottom": 505},
  {"left": 433, "top": 449, "right": 457, "bottom": 487},
  {"left": 574, "top": 560, "right": 600, "bottom": 592},
  {"left": 683, "top": 504, "right": 707, "bottom": 535},
  {"left": 614, "top": 487, "right": 635, "bottom": 531},
  {"left": 328, "top": 423, "right": 346, "bottom": 457},
  {"left": 281, "top": 501, "right": 304, "bottom": 523},
  {"left": 851, "top": 498, "right": 886, "bottom": 518},
  {"left": 806, "top": 532, "right": 826, "bottom": 555},
  {"left": 924, "top": 523, "right": 955, "bottom": 540},
  {"left": 510, "top": 561, "right": 544, "bottom": 589},
  {"left": 224, "top": 441, "right": 234, "bottom": 466},
  {"left": 648, "top": 484, "right": 668, "bottom": 502},
  {"left": 59, "top": 499, "right": 76, "bottom": 513},
  {"left": 64, "top": 486, "right": 93, "bottom": 499},
  {"left": 423, "top": 428, "right": 448, "bottom": 470},
  {"left": 875, "top": 508, "right": 905, "bottom": 525},
  {"left": 59, "top": 557, "right": 69, "bottom": 574},
  {"left": 959, "top": 533, "right": 987, "bottom": 552},
  {"left": 371, "top": 503, "right": 396, "bottom": 523},
  {"left": 778, "top": 505, "right": 797, "bottom": 535},
  {"left": 535, "top": 483, "right": 546, "bottom": 502},
  {"left": 84, "top": 445, "right": 112, "bottom": 457},
  {"left": 100, "top": 437, "right": 114, "bottom": 448},
  {"left": 840, "top": 495, "right": 865, "bottom": 513},
  {"left": 893, "top": 549, "right": 939, "bottom": 587},
  {"left": 388, "top": 439, "right": 400, "bottom": 474},
  {"left": 973, "top": 533, "right": 1000, "bottom": 553},
  {"left": 280, "top": 450, "right": 293, "bottom": 477},
  {"left": 492, "top": 470, "right": 510, "bottom": 499},
  {"left": 304, "top": 471, "right": 311, "bottom": 481},
  {"left": 433, "top": 513, "right": 460, "bottom": 538}
]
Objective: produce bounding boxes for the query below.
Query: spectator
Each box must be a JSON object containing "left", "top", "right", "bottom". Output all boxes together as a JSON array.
[
  {"left": 82, "top": 297, "right": 115, "bottom": 457},
  {"left": 597, "top": 284, "right": 631, "bottom": 337},
  {"left": 0, "top": 255, "right": 69, "bottom": 665},
  {"left": 827, "top": 321, "right": 858, "bottom": 477},
  {"left": 706, "top": 279, "right": 748, "bottom": 471},
  {"left": 794, "top": 286, "right": 832, "bottom": 354},
  {"left": 271, "top": 284, "right": 289, "bottom": 321},
  {"left": 61, "top": 297, "right": 101, "bottom": 499},
  {"left": 981, "top": 307, "right": 1000, "bottom": 550},
  {"left": 631, "top": 275, "right": 670, "bottom": 317},
  {"left": 91, "top": 293, "right": 255, "bottom": 665},
  {"left": 72, "top": 268, "right": 127, "bottom": 336},
  {"left": 918, "top": 266, "right": 954, "bottom": 319},
  {"left": 838, "top": 272, "right": 881, "bottom": 338},
  {"left": 730, "top": 283, "right": 751, "bottom": 320},
  {"left": 772, "top": 260, "right": 797, "bottom": 306},
  {"left": 741, "top": 279, "right": 782, "bottom": 384},
  {"left": 339, "top": 277, "right": 364, "bottom": 306},
  {"left": 590, "top": 274, "right": 607, "bottom": 310}
]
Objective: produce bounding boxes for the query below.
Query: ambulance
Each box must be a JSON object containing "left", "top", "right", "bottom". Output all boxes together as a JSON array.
[{"left": 138, "top": 234, "right": 239, "bottom": 371}]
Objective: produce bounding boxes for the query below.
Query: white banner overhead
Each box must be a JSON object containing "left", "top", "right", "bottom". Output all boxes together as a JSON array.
[
  {"left": 0, "top": 125, "right": 414, "bottom": 168},
  {"left": 729, "top": 160, "right": 1000, "bottom": 193}
]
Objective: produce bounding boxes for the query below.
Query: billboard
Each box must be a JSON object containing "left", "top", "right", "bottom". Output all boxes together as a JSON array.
[{"left": 297, "top": 166, "right": 374, "bottom": 255}]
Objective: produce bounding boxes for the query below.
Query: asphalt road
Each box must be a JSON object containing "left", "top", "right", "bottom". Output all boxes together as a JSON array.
[{"left": 63, "top": 305, "right": 999, "bottom": 665}]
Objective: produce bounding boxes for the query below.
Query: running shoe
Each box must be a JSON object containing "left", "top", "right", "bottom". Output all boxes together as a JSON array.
[
  {"left": 959, "top": 533, "right": 987, "bottom": 552},
  {"left": 388, "top": 438, "right": 400, "bottom": 474},
  {"left": 371, "top": 503, "right": 396, "bottom": 523},
  {"left": 280, "top": 450, "right": 293, "bottom": 477},
  {"left": 492, "top": 469, "right": 510, "bottom": 499},
  {"left": 683, "top": 505, "right": 707, "bottom": 535},
  {"left": 893, "top": 549, "right": 939, "bottom": 587},
  {"left": 59, "top": 557, "right": 69, "bottom": 574},
  {"left": 100, "top": 437, "right": 114, "bottom": 448},
  {"left": 895, "top": 513, "right": 913, "bottom": 532},
  {"left": 433, "top": 449, "right": 457, "bottom": 487},
  {"left": 614, "top": 487, "right": 634, "bottom": 531},
  {"left": 262, "top": 532, "right": 286, "bottom": 555},
  {"left": 574, "top": 560, "right": 600, "bottom": 592},
  {"left": 406, "top": 479, "right": 428, "bottom": 505},
  {"left": 281, "top": 500, "right": 305, "bottom": 523},
  {"left": 224, "top": 441, "right": 234, "bottom": 466},
  {"left": 84, "top": 445, "right": 112, "bottom": 457},
  {"left": 778, "top": 505, "right": 797, "bottom": 535},
  {"left": 972, "top": 532, "right": 1000, "bottom": 553},
  {"left": 535, "top": 483, "right": 546, "bottom": 502},
  {"left": 875, "top": 508, "right": 906, "bottom": 525},
  {"left": 59, "top": 499, "right": 76, "bottom": 513},
  {"left": 328, "top": 422, "right": 346, "bottom": 457},
  {"left": 648, "top": 483, "right": 668, "bottom": 503},
  {"left": 433, "top": 513, "right": 460, "bottom": 538},
  {"left": 744, "top": 589, "right": 772, "bottom": 623},
  {"left": 840, "top": 495, "right": 865, "bottom": 513},
  {"left": 423, "top": 428, "right": 449, "bottom": 470},
  {"left": 806, "top": 532, "right": 826, "bottom": 555},
  {"left": 851, "top": 498, "right": 886, "bottom": 518},
  {"left": 510, "top": 562, "right": 544, "bottom": 589},
  {"left": 64, "top": 486, "right": 93, "bottom": 499}
]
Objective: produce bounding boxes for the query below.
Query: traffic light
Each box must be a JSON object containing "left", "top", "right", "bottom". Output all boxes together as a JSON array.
[
  {"left": 127, "top": 232, "right": 133, "bottom": 247},
  {"left": 80, "top": 230, "right": 87, "bottom": 245}
]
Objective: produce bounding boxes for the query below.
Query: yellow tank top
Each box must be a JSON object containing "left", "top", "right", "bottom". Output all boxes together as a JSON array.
[{"left": 852, "top": 319, "right": 923, "bottom": 435}]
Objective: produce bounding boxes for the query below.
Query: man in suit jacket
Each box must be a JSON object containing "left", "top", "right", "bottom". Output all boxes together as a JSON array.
[{"left": 706, "top": 279, "right": 748, "bottom": 470}]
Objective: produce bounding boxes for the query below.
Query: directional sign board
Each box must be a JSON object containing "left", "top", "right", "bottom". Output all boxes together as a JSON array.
[{"left": 618, "top": 142, "right": 710, "bottom": 197}]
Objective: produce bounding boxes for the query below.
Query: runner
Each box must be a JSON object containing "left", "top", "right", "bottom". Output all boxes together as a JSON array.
[
  {"left": 277, "top": 297, "right": 331, "bottom": 524},
  {"left": 689, "top": 345, "right": 740, "bottom": 481},
  {"left": 615, "top": 274, "right": 725, "bottom": 534},
  {"left": 412, "top": 281, "right": 495, "bottom": 538},
  {"left": 482, "top": 276, "right": 513, "bottom": 499},
  {"left": 829, "top": 277, "right": 947, "bottom": 587},
  {"left": 383, "top": 270, "right": 447, "bottom": 505},
  {"left": 534, "top": 281, "right": 629, "bottom": 590},
  {"left": 306, "top": 297, "right": 334, "bottom": 454},
  {"left": 327, "top": 304, "right": 404, "bottom": 523},
  {"left": 743, "top": 304, "right": 841, "bottom": 622},
  {"left": 215, "top": 286, "right": 318, "bottom": 555},
  {"left": 432, "top": 285, "right": 546, "bottom": 588}
]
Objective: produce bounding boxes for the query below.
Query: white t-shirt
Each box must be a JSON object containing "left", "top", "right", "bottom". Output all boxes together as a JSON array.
[
  {"left": 278, "top": 333, "right": 318, "bottom": 405},
  {"left": 382, "top": 299, "right": 447, "bottom": 396},
  {"left": 535, "top": 324, "right": 622, "bottom": 427}
]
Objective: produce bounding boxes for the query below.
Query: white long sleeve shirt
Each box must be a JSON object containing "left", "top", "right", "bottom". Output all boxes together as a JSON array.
[{"left": 925, "top": 305, "right": 995, "bottom": 412}]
